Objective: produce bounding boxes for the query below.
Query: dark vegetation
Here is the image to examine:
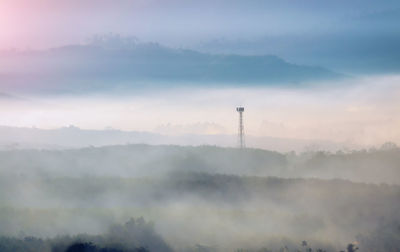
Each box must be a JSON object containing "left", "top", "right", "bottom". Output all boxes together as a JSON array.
[
  {"left": 0, "top": 223, "right": 396, "bottom": 252},
  {"left": 0, "top": 143, "right": 399, "bottom": 183},
  {"left": 0, "top": 218, "right": 167, "bottom": 252},
  {"left": 0, "top": 144, "right": 399, "bottom": 251}
]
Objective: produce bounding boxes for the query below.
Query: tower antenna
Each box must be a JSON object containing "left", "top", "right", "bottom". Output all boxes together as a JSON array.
[{"left": 236, "top": 107, "right": 245, "bottom": 149}]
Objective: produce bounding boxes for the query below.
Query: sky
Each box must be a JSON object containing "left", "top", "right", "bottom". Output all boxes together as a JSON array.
[
  {"left": 1, "top": 0, "right": 399, "bottom": 50},
  {"left": 1, "top": 0, "right": 400, "bottom": 149}
]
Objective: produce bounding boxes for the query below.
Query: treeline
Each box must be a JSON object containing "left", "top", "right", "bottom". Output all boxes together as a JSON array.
[
  {"left": 290, "top": 142, "right": 400, "bottom": 184},
  {"left": 0, "top": 144, "right": 286, "bottom": 178},
  {"left": 0, "top": 218, "right": 170, "bottom": 252},
  {"left": 0, "top": 173, "right": 399, "bottom": 250},
  {"left": 0, "top": 143, "right": 399, "bottom": 183},
  {"left": 2, "top": 172, "right": 399, "bottom": 209},
  {"left": 0, "top": 144, "right": 399, "bottom": 250},
  {"left": 1, "top": 218, "right": 395, "bottom": 252}
]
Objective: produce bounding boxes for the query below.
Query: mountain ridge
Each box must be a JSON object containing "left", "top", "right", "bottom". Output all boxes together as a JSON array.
[
  {"left": 0, "top": 42, "right": 345, "bottom": 94},
  {"left": 0, "top": 125, "right": 356, "bottom": 152}
]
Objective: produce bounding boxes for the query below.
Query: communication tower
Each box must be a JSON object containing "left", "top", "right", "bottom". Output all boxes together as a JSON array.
[{"left": 236, "top": 107, "right": 245, "bottom": 149}]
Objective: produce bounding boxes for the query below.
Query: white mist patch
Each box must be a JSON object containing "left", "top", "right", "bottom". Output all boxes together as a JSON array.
[{"left": 0, "top": 75, "right": 399, "bottom": 148}]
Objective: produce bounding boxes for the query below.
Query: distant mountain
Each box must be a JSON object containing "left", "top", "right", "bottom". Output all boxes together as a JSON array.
[
  {"left": 197, "top": 32, "right": 400, "bottom": 74},
  {"left": 0, "top": 42, "right": 343, "bottom": 94},
  {"left": 0, "top": 125, "right": 351, "bottom": 152}
]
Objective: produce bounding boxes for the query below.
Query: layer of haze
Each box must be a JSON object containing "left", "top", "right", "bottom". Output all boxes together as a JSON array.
[
  {"left": 0, "top": 145, "right": 399, "bottom": 252},
  {"left": 1, "top": 75, "right": 399, "bottom": 149},
  {"left": 0, "top": 1, "right": 399, "bottom": 251}
]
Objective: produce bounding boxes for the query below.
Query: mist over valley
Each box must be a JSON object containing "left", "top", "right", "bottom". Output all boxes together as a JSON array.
[{"left": 1, "top": 0, "right": 400, "bottom": 251}]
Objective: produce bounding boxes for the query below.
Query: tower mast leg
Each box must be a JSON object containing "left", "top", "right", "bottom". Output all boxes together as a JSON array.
[{"left": 236, "top": 107, "right": 245, "bottom": 149}]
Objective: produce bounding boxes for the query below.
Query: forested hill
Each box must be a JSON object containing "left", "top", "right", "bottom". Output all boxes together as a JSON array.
[
  {"left": 0, "top": 144, "right": 399, "bottom": 184},
  {"left": 0, "top": 173, "right": 399, "bottom": 251},
  {"left": 0, "top": 144, "right": 399, "bottom": 251}
]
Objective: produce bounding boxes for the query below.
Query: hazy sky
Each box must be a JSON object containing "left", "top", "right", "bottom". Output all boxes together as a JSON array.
[
  {"left": 1, "top": 0, "right": 399, "bottom": 49},
  {"left": 1, "top": 0, "right": 400, "bottom": 148}
]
